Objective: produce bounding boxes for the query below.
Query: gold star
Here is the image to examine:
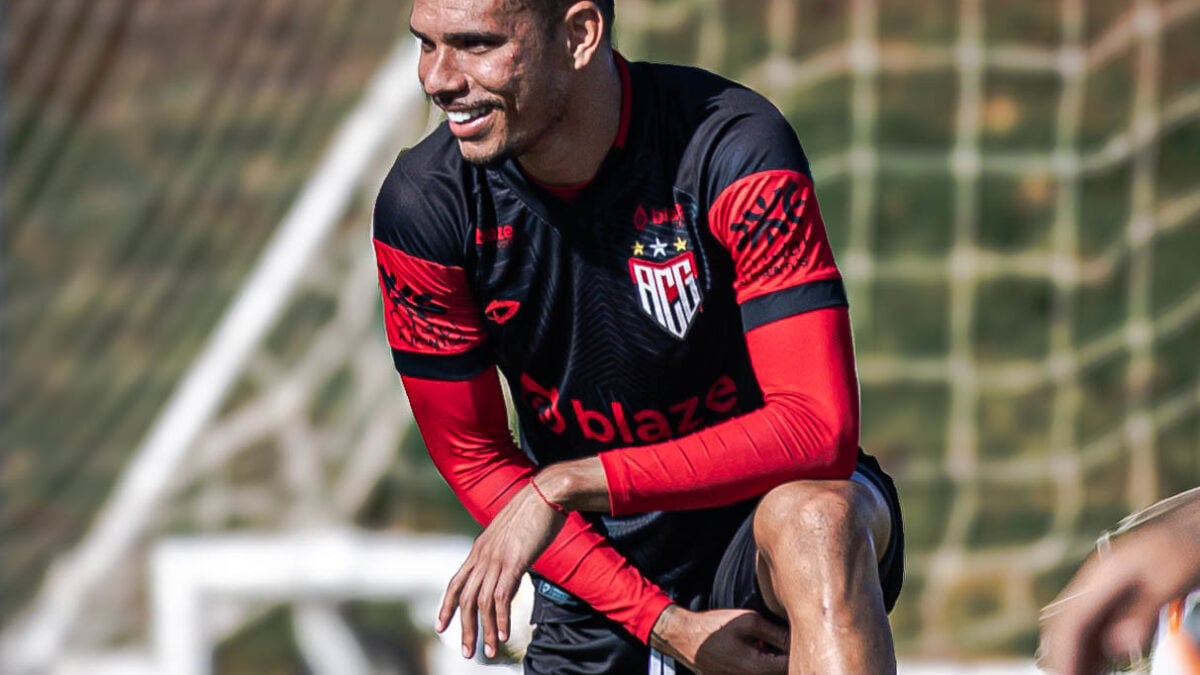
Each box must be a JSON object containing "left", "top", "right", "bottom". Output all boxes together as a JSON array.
[
  {"left": 674, "top": 237, "right": 688, "bottom": 251},
  {"left": 633, "top": 241, "right": 645, "bottom": 256}
]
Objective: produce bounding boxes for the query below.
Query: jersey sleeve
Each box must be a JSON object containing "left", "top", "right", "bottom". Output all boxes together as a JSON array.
[
  {"left": 703, "top": 92, "right": 847, "bottom": 330},
  {"left": 599, "top": 307, "right": 859, "bottom": 514},
  {"left": 401, "top": 370, "right": 673, "bottom": 643},
  {"left": 372, "top": 160, "right": 493, "bottom": 380}
]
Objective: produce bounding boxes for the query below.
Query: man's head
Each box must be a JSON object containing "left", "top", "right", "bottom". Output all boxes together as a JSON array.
[
  {"left": 519, "top": 0, "right": 614, "bottom": 43},
  {"left": 410, "top": 0, "right": 613, "bottom": 166}
]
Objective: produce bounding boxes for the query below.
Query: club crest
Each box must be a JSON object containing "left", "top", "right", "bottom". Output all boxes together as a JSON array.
[{"left": 628, "top": 242, "right": 703, "bottom": 340}]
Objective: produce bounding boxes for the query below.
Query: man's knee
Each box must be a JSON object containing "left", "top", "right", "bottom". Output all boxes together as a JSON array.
[{"left": 752, "top": 480, "right": 886, "bottom": 561}]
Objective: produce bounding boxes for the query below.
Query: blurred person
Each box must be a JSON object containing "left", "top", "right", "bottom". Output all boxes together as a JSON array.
[
  {"left": 1039, "top": 487, "right": 1200, "bottom": 675},
  {"left": 372, "top": 0, "right": 904, "bottom": 673}
]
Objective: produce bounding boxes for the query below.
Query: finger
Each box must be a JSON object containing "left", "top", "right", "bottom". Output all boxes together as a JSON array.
[
  {"left": 747, "top": 648, "right": 788, "bottom": 675},
  {"left": 495, "top": 572, "right": 515, "bottom": 644},
  {"left": 1040, "top": 583, "right": 1135, "bottom": 675},
  {"left": 478, "top": 568, "right": 501, "bottom": 659},
  {"left": 458, "top": 569, "right": 484, "bottom": 658},
  {"left": 1101, "top": 614, "right": 1156, "bottom": 663},
  {"left": 437, "top": 565, "right": 470, "bottom": 633},
  {"left": 748, "top": 616, "right": 789, "bottom": 653}
]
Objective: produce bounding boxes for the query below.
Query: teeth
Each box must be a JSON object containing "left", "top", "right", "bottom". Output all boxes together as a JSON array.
[{"left": 447, "top": 108, "right": 491, "bottom": 124}]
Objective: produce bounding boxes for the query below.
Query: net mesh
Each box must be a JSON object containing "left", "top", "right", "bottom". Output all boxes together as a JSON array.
[{"left": 4, "top": 0, "right": 1200, "bottom": 666}]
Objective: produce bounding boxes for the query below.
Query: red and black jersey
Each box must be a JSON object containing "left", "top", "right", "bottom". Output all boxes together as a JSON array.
[{"left": 373, "top": 55, "right": 862, "bottom": 642}]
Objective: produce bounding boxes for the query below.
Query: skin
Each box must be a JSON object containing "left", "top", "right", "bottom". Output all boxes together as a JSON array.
[
  {"left": 416, "top": 1, "right": 898, "bottom": 671},
  {"left": 1039, "top": 491, "right": 1200, "bottom": 675},
  {"left": 410, "top": 0, "right": 620, "bottom": 183}
]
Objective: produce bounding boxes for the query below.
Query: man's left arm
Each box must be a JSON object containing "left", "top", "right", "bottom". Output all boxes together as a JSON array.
[
  {"left": 539, "top": 305, "right": 858, "bottom": 514},
  {"left": 538, "top": 166, "right": 859, "bottom": 515}
]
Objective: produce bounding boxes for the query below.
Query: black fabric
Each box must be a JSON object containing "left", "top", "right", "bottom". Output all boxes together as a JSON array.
[
  {"left": 389, "top": 345, "right": 493, "bottom": 380},
  {"left": 524, "top": 594, "right": 654, "bottom": 675},
  {"left": 739, "top": 278, "right": 849, "bottom": 332}
]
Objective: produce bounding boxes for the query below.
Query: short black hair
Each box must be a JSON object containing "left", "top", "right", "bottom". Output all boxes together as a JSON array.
[{"left": 519, "top": 0, "right": 615, "bottom": 42}]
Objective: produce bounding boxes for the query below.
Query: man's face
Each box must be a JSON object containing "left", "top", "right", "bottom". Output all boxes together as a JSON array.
[{"left": 411, "top": 0, "right": 572, "bottom": 165}]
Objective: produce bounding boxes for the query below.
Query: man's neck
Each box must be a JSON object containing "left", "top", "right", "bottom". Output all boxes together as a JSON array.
[{"left": 517, "top": 50, "right": 622, "bottom": 187}]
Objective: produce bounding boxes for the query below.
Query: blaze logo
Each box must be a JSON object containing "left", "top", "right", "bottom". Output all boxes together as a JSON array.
[
  {"left": 629, "top": 252, "right": 703, "bottom": 340},
  {"left": 520, "top": 373, "right": 566, "bottom": 434},
  {"left": 518, "top": 373, "right": 740, "bottom": 444},
  {"left": 484, "top": 299, "right": 520, "bottom": 325}
]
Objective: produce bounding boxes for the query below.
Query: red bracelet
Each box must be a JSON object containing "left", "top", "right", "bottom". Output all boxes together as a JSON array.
[{"left": 530, "top": 477, "right": 568, "bottom": 515}]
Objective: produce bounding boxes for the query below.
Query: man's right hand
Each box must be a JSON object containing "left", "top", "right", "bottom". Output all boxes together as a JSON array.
[{"left": 650, "top": 604, "right": 789, "bottom": 675}]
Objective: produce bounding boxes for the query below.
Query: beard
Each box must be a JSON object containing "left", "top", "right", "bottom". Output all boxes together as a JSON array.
[{"left": 457, "top": 86, "right": 570, "bottom": 167}]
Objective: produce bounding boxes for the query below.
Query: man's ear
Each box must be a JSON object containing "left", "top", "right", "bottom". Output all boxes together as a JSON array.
[{"left": 564, "top": 1, "right": 605, "bottom": 69}]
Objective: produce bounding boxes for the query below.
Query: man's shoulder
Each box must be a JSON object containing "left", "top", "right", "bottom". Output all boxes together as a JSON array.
[
  {"left": 631, "top": 60, "right": 807, "bottom": 191},
  {"left": 383, "top": 124, "right": 467, "bottom": 199},
  {"left": 634, "top": 60, "right": 782, "bottom": 122},
  {"left": 373, "top": 124, "right": 473, "bottom": 259}
]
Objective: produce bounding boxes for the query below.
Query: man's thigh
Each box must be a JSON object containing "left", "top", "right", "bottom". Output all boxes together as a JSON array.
[{"left": 708, "top": 452, "right": 905, "bottom": 617}]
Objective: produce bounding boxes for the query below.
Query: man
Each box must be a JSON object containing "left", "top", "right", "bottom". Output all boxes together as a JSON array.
[
  {"left": 1039, "top": 488, "right": 1200, "bottom": 675},
  {"left": 372, "top": 0, "right": 905, "bottom": 672}
]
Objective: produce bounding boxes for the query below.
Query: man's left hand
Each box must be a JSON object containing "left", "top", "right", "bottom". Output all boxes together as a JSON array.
[{"left": 437, "top": 479, "right": 566, "bottom": 659}]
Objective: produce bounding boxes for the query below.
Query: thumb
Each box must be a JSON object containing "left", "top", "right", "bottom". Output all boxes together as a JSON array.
[{"left": 748, "top": 615, "right": 789, "bottom": 652}]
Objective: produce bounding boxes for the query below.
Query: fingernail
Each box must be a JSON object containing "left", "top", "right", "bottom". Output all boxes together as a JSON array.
[
  {"left": 498, "top": 630, "right": 508, "bottom": 641},
  {"left": 462, "top": 645, "right": 470, "bottom": 658},
  {"left": 485, "top": 644, "right": 495, "bottom": 658}
]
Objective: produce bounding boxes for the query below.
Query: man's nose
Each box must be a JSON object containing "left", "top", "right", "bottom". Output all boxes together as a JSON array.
[{"left": 420, "top": 48, "right": 467, "bottom": 103}]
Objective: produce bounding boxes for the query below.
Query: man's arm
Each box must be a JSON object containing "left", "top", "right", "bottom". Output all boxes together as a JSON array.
[
  {"left": 537, "top": 305, "right": 856, "bottom": 514},
  {"left": 400, "top": 369, "right": 673, "bottom": 651}
]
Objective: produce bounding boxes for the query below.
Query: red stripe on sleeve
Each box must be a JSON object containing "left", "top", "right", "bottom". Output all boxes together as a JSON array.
[
  {"left": 401, "top": 369, "right": 672, "bottom": 642},
  {"left": 374, "top": 238, "right": 486, "bottom": 356},
  {"left": 600, "top": 307, "right": 859, "bottom": 514},
  {"left": 708, "top": 170, "right": 842, "bottom": 304}
]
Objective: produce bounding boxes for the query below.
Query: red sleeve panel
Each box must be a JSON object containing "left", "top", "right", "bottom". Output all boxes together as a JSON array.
[
  {"left": 401, "top": 370, "right": 672, "bottom": 642},
  {"left": 600, "top": 307, "right": 859, "bottom": 515},
  {"left": 374, "top": 238, "right": 492, "bottom": 379},
  {"left": 708, "top": 169, "right": 847, "bottom": 330}
]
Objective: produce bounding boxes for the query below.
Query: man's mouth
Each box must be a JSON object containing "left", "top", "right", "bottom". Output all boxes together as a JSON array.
[
  {"left": 445, "top": 104, "right": 498, "bottom": 139},
  {"left": 445, "top": 106, "right": 494, "bottom": 124}
]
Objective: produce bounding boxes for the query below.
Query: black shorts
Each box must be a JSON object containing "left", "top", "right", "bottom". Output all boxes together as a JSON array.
[{"left": 523, "top": 450, "right": 905, "bottom": 675}]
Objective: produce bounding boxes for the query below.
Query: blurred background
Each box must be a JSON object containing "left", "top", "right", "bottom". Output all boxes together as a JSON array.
[{"left": 3, "top": 0, "right": 1198, "bottom": 673}]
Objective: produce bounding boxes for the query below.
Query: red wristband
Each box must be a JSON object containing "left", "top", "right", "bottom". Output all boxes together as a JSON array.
[{"left": 530, "top": 477, "right": 568, "bottom": 515}]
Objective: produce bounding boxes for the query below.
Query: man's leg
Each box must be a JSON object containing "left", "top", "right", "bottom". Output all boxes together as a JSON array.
[{"left": 753, "top": 477, "right": 896, "bottom": 674}]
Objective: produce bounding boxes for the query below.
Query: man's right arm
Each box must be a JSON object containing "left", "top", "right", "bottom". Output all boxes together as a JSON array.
[
  {"left": 372, "top": 225, "right": 672, "bottom": 642},
  {"left": 397, "top": 368, "right": 673, "bottom": 643}
]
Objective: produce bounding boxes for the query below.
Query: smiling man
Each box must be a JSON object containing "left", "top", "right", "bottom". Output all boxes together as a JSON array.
[{"left": 372, "top": 1, "right": 905, "bottom": 673}]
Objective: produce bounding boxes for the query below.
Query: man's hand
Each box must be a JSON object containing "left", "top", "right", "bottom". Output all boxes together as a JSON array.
[
  {"left": 651, "top": 604, "right": 789, "bottom": 675},
  {"left": 437, "top": 479, "right": 566, "bottom": 659},
  {"left": 1038, "top": 496, "right": 1200, "bottom": 675}
]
